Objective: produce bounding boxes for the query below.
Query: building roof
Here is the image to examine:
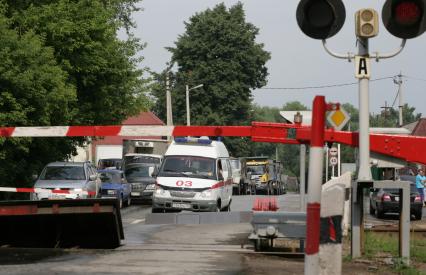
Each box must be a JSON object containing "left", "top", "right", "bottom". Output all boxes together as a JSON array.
[
  {"left": 411, "top": 118, "right": 426, "bottom": 136},
  {"left": 122, "top": 112, "right": 164, "bottom": 125},
  {"left": 93, "top": 111, "right": 165, "bottom": 146},
  {"left": 403, "top": 121, "right": 418, "bottom": 133}
]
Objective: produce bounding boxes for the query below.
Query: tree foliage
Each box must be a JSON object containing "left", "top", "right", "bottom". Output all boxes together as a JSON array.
[
  {"left": 151, "top": 2, "right": 270, "bottom": 157},
  {"left": 371, "top": 104, "right": 421, "bottom": 128},
  {"left": 0, "top": 0, "right": 148, "bottom": 190}
]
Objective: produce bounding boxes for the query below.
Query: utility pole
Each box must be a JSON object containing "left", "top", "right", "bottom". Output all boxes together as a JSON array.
[
  {"left": 165, "top": 62, "right": 174, "bottom": 141},
  {"left": 380, "top": 101, "right": 391, "bottom": 118},
  {"left": 185, "top": 84, "right": 203, "bottom": 126},
  {"left": 394, "top": 73, "right": 404, "bottom": 127}
]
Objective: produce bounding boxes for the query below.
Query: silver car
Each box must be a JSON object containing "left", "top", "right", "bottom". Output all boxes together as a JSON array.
[{"left": 32, "top": 162, "right": 100, "bottom": 200}]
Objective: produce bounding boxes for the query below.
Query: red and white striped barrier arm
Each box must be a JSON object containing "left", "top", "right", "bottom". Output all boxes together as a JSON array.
[
  {"left": 0, "top": 187, "right": 96, "bottom": 196},
  {"left": 0, "top": 125, "right": 253, "bottom": 137}
]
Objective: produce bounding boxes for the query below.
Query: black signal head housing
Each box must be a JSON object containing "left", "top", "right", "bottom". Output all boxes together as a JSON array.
[
  {"left": 296, "top": 0, "right": 346, "bottom": 40},
  {"left": 382, "top": 0, "right": 426, "bottom": 39}
]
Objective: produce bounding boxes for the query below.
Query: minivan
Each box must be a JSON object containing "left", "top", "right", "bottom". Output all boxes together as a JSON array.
[{"left": 152, "top": 137, "right": 232, "bottom": 213}]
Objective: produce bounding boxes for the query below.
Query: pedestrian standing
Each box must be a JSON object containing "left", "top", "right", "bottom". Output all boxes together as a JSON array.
[{"left": 415, "top": 169, "right": 426, "bottom": 206}]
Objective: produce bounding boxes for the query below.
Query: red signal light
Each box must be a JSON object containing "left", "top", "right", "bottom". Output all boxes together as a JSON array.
[
  {"left": 395, "top": 2, "right": 422, "bottom": 25},
  {"left": 382, "top": 0, "right": 426, "bottom": 39}
]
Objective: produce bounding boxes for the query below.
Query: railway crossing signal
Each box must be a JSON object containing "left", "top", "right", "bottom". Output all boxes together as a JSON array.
[
  {"left": 382, "top": 0, "right": 426, "bottom": 39},
  {"left": 296, "top": 0, "right": 346, "bottom": 39},
  {"left": 356, "top": 9, "right": 379, "bottom": 38},
  {"left": 297, "top": 0, "right": 426, "bottom": 39}
]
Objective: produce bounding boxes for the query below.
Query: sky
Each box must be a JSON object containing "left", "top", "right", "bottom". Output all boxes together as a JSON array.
[{"left": 130, "top": 0, "right": 426, "bottom": 117}]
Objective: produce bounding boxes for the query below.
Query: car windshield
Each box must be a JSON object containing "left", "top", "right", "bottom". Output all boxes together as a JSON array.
[
  {"left": 40, "top": 166, "right": 86, "bottom": 180},
  {"left": 125, "top": 165, "right": 155, "bottom": 178},
  {"left": 247, "top": 165, "right": 265, "bottom": 175},
  {"left": 99, "top": 172, "right": 121, "bottom": 183},
  {"left": 159, "top": 156, "right": 216, "bottom": 180}
]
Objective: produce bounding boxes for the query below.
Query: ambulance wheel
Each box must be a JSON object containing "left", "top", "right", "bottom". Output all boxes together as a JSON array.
[
  {"left": 222, "top": 200, "right": 231, "bottom": 212},
  {"left": 215, "top": 201, "right": 221, "bottom": 212}
]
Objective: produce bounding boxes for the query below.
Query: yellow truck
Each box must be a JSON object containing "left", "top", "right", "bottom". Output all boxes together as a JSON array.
[{"left": 240, "top": 157, "right": 285, "bottom": 195}]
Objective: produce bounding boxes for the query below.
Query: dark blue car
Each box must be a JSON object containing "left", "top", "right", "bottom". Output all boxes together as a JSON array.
[{"left": 98, "top": 169, "right": 131, "bottom": 208}]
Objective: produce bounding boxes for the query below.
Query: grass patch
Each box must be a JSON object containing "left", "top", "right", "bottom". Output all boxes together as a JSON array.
[
  {"left": 364, "top": 232, "right": 426, "bottom": 263},
  {"left": 363, "top": 231, "right": 426, "bottom": 274},
  {"left": 364, "top": 232, "right": 398, "bottom": 258}
]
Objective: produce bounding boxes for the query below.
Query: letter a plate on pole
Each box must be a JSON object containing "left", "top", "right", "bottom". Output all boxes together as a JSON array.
[{"left": 355, "top": 56, "right": 370, "bottom": 79}]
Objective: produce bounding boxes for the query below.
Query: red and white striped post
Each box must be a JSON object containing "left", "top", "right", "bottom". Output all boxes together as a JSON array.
[{"left": 304, "top": 96, "right": 326, "bottom": 274}]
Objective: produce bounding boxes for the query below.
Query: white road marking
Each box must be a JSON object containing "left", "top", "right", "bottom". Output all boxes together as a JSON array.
[{"left": 130, "top": 219, "right": 145, "bottom": 224}]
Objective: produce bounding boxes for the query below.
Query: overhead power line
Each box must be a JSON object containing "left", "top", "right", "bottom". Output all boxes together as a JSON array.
[
  {"left": 403, "top": 75, "right": 426, "bottom": 82},
  {"left": 257, "top": 76, "right": 396, "bottom": 91}
]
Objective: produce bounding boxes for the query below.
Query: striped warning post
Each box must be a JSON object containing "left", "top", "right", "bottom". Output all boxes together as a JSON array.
[{"left": 305, "top": 96, "right": 326, "bottom": 275}]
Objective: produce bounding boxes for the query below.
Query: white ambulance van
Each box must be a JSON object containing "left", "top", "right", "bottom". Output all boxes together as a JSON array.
[{"left": 152, "top": 137, "right": 233, "bottom": 213}]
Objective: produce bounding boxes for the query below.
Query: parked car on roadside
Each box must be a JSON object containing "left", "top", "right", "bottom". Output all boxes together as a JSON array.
[
  {"left": 98, "top": 169, "right": 131, "bottom": 208},
  {"left": 369, "top": 176, "right": 423, "bottom": 220},
  {"left": 32, "top": 161, "right": 100, "bottom": 200}
]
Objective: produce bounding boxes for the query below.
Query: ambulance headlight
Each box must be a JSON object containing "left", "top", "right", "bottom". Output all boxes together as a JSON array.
[
  {"left": 155, "top": 184, "right": 165, "bottom": 195},
  {"left": 200, "top": 189, "right": 212, "bottom": 198}
]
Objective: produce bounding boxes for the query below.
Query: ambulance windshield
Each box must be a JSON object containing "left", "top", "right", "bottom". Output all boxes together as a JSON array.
[{"left": 159, "top": 156, "right": 217, "bottom": 180}]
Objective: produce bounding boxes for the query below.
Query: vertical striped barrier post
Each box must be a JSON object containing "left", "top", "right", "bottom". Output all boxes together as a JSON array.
[{"left": 304, "top": 96, "right": 326, "bottom": 275}]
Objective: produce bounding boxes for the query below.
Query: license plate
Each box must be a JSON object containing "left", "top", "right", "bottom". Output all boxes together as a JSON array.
[
  {"left": 131, "top": 192, "right": 140, "bottom": 196},
  {"left": 50, "top": 194, "right": 65, "bottom": 199},
  {"left": 395, "top": 196, "right": 399, "bottom": 202},
  {"left": 172, "top": 203, "right": 191, "bottom": 209}
]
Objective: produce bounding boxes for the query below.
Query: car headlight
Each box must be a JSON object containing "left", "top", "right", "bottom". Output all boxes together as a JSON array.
[
  {"left": 155, "top": 185, "right": 165, "bottom": 195},
  {"left": 146, "top": 184, "right": 155, "bottom": 190},
  {"left": 200, "top": 189, "right": 212, "bottom": 198},
  {"left": 107, "top": 190, "right": 117, "bottom": 195}
]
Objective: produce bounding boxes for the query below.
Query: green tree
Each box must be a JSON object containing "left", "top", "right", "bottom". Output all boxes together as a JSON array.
[
  {"left": 0, "top": 14, "right": 76, "bottom": 194},
  {"left": 7, "top": 0, "right": 149, "bottom": 125},
  {"left": 371, "top": 104, "right": 421, "bottom": 128},
  {"left": 0, "top": 0, "right": 149, "bottom": 191},
  {"left": 151, "top": 2, "right": 270, "bottom": 157}
]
